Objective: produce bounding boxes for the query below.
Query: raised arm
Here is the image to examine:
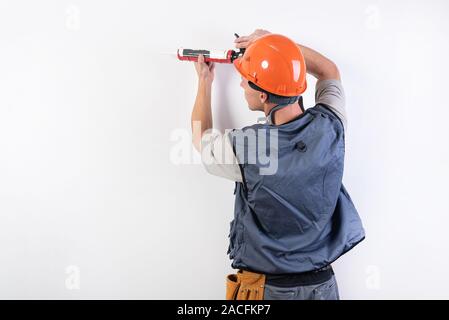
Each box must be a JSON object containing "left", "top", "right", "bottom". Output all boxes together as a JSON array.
[{"left": 296, "top": 44, "right": 341, "bottom": 81}]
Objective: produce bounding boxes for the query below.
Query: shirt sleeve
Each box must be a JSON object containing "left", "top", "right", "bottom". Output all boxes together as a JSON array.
[
  {"left": 200, "top": 130, "right": 243, "bottom": 182},
  {"left": 315, "top": 79, "right": 347, "bottom": 132}
]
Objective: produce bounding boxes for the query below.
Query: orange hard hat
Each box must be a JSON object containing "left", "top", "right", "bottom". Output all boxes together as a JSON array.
[{"left": 233, "top": 34, "right": 307, "bottom": 97}]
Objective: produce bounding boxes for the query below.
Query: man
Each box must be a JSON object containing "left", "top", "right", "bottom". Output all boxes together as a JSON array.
[{"left": 191, "top": 29, "right": 365, "bottom": 300}]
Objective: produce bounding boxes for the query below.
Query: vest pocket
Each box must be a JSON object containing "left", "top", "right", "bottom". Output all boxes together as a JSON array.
[
  {"left": 227, "top": 220, "right": 235, "bottom": 255},
  {"left": 227, "top": 219, "right": 244, "bottom": 259}
]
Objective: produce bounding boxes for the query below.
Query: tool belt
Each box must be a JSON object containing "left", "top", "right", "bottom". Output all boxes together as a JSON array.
[{"left": 226, "top": 269, "right": 266, "bottom": 300}]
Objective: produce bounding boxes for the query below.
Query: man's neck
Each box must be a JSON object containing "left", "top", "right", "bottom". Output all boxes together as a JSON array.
[{"left": 264, "top": 102, "right": 303, "bottom": 125}]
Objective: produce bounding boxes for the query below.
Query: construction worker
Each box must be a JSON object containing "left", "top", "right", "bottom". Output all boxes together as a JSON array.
[{"left": 191, "top": 29, "right": 365, "bottom": 300}]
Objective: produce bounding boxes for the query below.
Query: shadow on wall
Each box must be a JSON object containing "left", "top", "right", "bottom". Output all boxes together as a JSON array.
[{"left": 214, "top": 64, "right": 239, "bottom": 132}]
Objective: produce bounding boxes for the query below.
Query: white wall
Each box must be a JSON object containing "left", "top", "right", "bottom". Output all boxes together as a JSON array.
[{"left": 0, "top": 0, "right": 448, "bottom": 299}]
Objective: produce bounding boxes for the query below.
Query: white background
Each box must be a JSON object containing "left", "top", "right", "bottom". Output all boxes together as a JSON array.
[{"left": 0, "top": 0, "right": 448, "bottom": 299}]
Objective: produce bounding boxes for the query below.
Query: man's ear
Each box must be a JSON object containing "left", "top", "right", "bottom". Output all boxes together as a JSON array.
[{"left": 259, "top": 92, "right": 268, "bottom": 104}]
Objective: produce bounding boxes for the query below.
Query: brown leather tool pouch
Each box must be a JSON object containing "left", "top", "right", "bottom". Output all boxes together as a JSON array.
[{"left": 226, "top": 269, "right": 266, "bottom": 300}]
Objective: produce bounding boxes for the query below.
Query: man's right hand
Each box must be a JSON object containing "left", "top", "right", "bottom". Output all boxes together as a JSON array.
[{"left": 234, "top": 29, "right": 271, "bottom": 49}]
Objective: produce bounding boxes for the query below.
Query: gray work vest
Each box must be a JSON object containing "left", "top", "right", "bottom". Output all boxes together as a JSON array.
[{"left": 227, "top": 104, "right": 365, "bottom": 275}]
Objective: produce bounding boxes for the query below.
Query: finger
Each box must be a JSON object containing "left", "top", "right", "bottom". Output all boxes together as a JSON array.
[
  {"left": 235, "top": 42, "right": 249, "bottom": 49},
  {"left": 199, "top": 54, "right": 207, "bottom": 65},
  {"left": 234, "top": 36, "right": 249, "bottom": 43},
  {"left": 209, "top": 62, "right": 215, "bottom": 72}
]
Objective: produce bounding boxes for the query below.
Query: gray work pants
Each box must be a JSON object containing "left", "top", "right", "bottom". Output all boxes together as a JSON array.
[{"left": 263, "top": 275, "right": 340, "bottom": 300}]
